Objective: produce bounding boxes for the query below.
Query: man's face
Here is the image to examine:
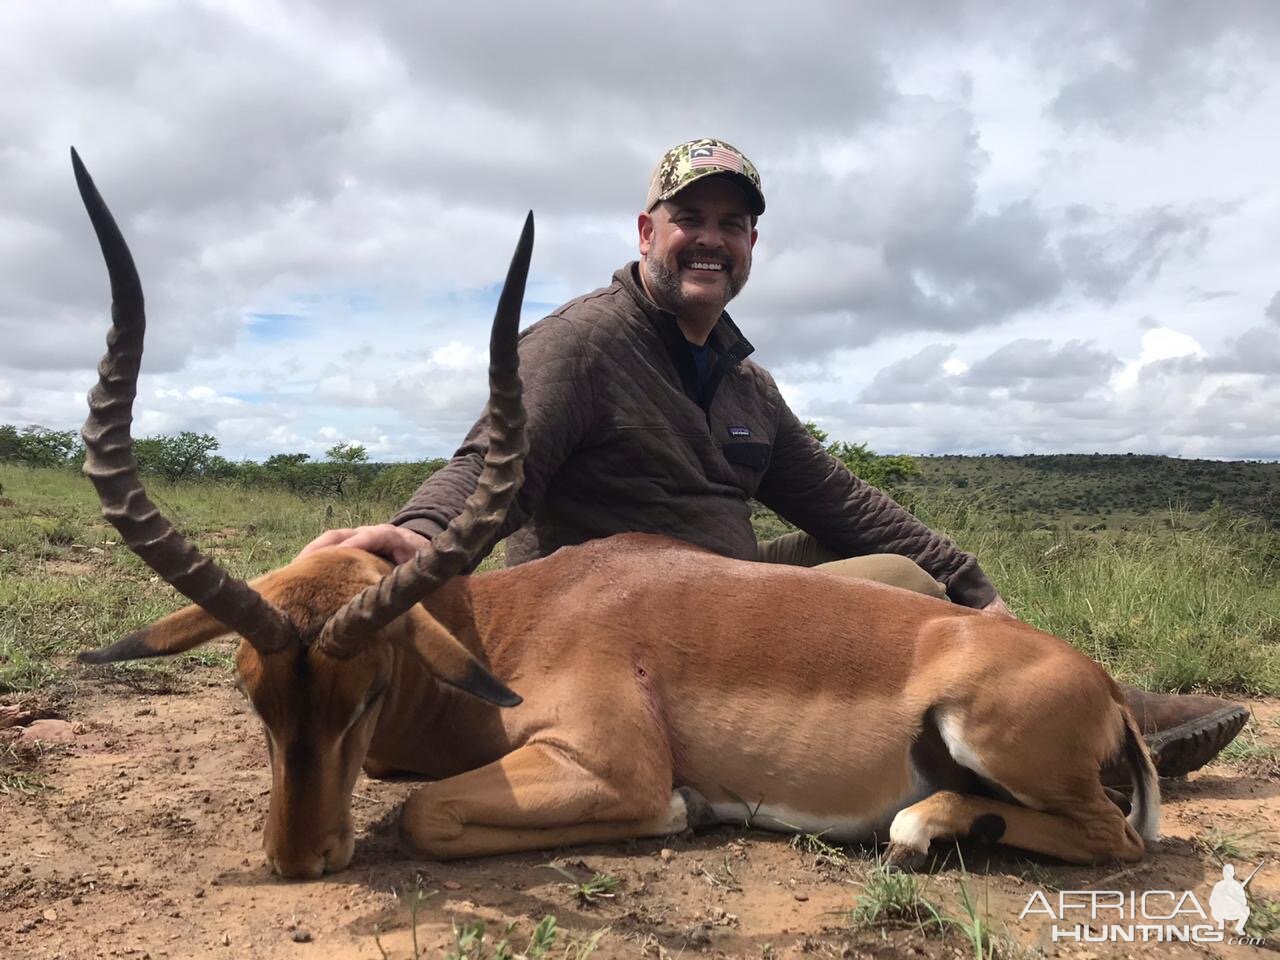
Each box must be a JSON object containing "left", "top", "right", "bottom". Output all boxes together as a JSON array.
[{"left": 638, "top": 176, "right": 758, "bottom": 319}]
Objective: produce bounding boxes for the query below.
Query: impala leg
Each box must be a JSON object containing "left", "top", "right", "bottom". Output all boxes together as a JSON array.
[
  {"left": 362, "top": 757, "right": 404, "bottom": 779},
  {"left": 400, "top": 741, "right": 679, "bottom": 859},
  {"left": 887, "top": 789, "right": 1145, "bottom": 867}
]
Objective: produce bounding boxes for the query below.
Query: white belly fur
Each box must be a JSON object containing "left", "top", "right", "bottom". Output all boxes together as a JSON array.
[{"left": 703, "top": 790, "right": 925, "bottom": 842}]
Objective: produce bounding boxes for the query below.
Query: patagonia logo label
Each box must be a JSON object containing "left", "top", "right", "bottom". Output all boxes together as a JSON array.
[{"left": 727, "top": 425, "right": 751, "bottom": 437}]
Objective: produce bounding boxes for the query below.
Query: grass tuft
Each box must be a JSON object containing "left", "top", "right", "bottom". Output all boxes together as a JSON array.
[
  {"left": 1195, "top": 827, "right": 1259, "bottom": 863},
  {"left": 947, "top": 849, "right": 998, "bottom": 960},
  {"left": 790, "top": 831, "right": 854, "bottom": 876},
  {"left": 1246, "top": 896, "right": 1280, "bottom": 940},
  {"left": 442, "top": 913, "right": 603, "bottom": 960},
  {"left": 849, "top": 857, "right": 945, "bottom": 932},
  {"left": 543, "top": 863, "right": 621, "bottom": 905},
  {"left": 0, "top": 742, "right": 52, "bottom": 795},
  {"left": 41, "top": 516, "right": 81, "bottom": 546}
]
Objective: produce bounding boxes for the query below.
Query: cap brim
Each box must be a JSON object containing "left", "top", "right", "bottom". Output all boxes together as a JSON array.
[{"left": 655, "top": 169, "right": 765, "bottom": 216}]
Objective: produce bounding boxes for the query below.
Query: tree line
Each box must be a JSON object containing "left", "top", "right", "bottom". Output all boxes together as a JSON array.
[
  {"left": 0, "top": 423, "right": 446, "bottom": 502},
  {"left": 1, "top": 421, "right": 921, "bottom": 505}
]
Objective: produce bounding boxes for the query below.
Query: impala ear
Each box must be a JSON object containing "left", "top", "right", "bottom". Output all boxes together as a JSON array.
[
  {"left": 402, "top": 617, "right": 521, "bottom": 708},
  {"left": 79, "top": 604, "right": 235, "bottom": 664}
]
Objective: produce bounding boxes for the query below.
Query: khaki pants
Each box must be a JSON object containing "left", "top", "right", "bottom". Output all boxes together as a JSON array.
[{"left": 757, "top": 530, "right": 947, "bottom": 600}]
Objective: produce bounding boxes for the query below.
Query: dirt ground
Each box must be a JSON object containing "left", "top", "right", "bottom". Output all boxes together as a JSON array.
[{"left": 1, "top": 662, "right": 1276, "bottom": 960}]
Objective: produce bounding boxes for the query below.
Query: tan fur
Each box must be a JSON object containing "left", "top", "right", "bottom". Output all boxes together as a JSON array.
[{"left": 116, "top": 533, "right": 1158, "bottom": 877}]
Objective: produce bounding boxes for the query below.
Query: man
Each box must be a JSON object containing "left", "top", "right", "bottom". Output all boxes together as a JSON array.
[{"left": 302, "top": 138, "right": 1248, "bottom": 777}]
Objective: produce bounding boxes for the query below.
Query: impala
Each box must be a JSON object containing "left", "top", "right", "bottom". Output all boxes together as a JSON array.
[{"left": 73, "top": 149, "right": 1158, "bottom": 879}]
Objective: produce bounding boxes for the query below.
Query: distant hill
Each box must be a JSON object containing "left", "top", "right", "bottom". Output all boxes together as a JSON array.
[{"left": 898, "top": 454, "right": 1280, "bottom": 525}]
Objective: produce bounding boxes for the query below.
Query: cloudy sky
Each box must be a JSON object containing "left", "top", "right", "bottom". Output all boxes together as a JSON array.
[{"left": 2, "top": 1, "right": 1277, "bottom": 462}]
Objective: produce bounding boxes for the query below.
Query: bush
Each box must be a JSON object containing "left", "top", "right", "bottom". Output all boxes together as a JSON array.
[
  {"left": 0, "top": 425, "right": 83, "bottom": 467},
  {"left": 133, "top": 432, "right": 220, "bottom": 481},
  {"left": 825, "top": 440, "right": 921, "bottom": 490},
  {"left": 248, "top": 452, "right": 313, "bottom": 492},
  {"left": 752, "top": 426, "right": 923, "bottom": 540},
  {"left": 801, "top": 422, "right": 920, "bottom": 491},
  {"left": 367, "top": 459, "right": 448, "bottom": 504}
]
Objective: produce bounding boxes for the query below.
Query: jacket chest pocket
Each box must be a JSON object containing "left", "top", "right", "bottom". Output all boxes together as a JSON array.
[{"left": 721, "top": 441, "right": 771, "bottom": 472}]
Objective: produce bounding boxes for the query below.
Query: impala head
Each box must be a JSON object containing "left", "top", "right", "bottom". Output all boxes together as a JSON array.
[{"left": 70, "top": 148, "right": 531, "bottom": 879}]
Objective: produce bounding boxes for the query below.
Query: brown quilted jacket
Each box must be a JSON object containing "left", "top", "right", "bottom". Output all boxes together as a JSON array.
[{"left": 392, "top": 263, "right": 997, "bottom": 608}]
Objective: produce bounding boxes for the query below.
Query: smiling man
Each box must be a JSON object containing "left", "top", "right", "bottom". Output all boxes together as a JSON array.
[
  {"left": 639, "top": 153, "right": 759, "bottom": 344},
  {"left": 303, "top": 138, "right": 1248, "bottom": 779}
]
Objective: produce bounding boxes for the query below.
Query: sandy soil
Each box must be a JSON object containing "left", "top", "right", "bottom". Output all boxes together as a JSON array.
[{"left": 1, "top": 664, "right": 1276, "bottom": 960}]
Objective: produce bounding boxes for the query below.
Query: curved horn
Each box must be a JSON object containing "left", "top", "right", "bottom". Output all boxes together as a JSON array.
[
  {"left": 72, "top": 147, "right": 296, "bottom": 655},
  {"left": 316, "top": 213, "right": 533, "bottom": 659}
]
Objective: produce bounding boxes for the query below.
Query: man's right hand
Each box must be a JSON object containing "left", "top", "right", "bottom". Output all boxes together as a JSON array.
[{"left": 297, "top": 524, "right": 430, "bottom": 565}]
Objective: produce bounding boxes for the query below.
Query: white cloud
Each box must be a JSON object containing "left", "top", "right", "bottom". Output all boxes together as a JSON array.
[
  {"left": 1114, "top": 327, "right": 1206, "bottom": 391},
  {"left": 314, "top": 374, "right": 379, "bottom": 406},
  {"left": 1, "top": 1, "right": 1276, "bottom": 461},
  {"left": 429, "top": 341, "right": 484, "bottom": 372}
]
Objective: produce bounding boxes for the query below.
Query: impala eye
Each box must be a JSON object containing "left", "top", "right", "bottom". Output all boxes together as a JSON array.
[{"left": 340, "top": 681, "right": 388, "bottom": 734}]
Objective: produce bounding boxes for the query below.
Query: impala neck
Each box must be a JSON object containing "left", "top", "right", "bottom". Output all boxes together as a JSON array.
[{"left": 367, "top": 577, "right": 515, "bottom": 778}]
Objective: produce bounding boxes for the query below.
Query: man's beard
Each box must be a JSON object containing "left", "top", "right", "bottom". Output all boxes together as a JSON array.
[{"left": 644, "top": 249, "right": 751, "bottom": 315}]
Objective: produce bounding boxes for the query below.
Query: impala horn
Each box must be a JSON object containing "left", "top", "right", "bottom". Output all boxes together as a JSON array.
[
  {"left": 72, "top": 147, "right": 296, "bottom": 657},
  {"left": 316, "top": 212, "right": 533, "bottom": 659}
]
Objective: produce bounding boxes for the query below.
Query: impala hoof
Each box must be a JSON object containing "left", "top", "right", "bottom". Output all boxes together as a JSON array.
[{"left": 883, "top": 842, "right": 928, "bottom": 872}]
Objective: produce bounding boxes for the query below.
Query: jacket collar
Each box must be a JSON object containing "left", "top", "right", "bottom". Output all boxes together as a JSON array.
[{"left": 616, "top": 262, "right": 755, "bottom": 366}]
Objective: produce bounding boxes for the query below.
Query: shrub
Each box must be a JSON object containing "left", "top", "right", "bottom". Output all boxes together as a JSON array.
[
  {"left": 0, "top": 425, "right": 83, "bottom": 467},
  {"left": 367, "top": 459, "right": 448, "bottom": 504},
  {"left": 133, "top": 432, "right": 220, "bottom": 481}
]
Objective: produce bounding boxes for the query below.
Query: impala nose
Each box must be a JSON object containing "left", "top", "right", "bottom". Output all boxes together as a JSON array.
[
  {"left": 269, "top": 854, "right": 326, "bottom": 880},
  {"left": 268, "top": 832, "right": 354, "bottom": 879}
]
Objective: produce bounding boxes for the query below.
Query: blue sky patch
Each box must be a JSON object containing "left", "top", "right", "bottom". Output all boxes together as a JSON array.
[{"left": 244, "top": 313, "right": 307, "bottom": 343}]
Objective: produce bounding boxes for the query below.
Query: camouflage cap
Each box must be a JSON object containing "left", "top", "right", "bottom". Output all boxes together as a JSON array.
[{"left": 644, "top": 138, "right": 764, "bottom": 216}]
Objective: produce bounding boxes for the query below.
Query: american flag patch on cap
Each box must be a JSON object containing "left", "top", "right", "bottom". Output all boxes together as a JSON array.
[{"left": 690, "top": 146, "right": 744, "bottom": 173}]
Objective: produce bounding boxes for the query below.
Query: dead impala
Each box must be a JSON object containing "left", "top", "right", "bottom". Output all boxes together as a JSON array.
[{"left": 73, "top": 149, "right": 1158, "bottom": 880}]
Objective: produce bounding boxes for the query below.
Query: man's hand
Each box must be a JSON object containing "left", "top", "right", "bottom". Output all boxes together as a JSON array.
[
  {"left": 297, "top": 524, "right": 430, "bottom": 565},
  {"left": 981, "top": 594, "right": 1016, "bottom": 619}
]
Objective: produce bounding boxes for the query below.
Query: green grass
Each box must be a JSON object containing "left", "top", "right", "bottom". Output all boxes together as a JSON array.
[
  {"left": 3, "top": 463, "right": 1278, "bottom": 703},
  {"left": 0, "top": 742, "right": 51, "bottom": 796},
  {"left": 0, "top": 767, "right": 49, "bottom": 795},
  {"left": 1195, "top": 827, "right": 1260, "bottom": 863},
  {"left": 176, "top": 646, "right": 238, "bottom": 670},
  {"left": 1216, "top": 725, "right": 1278, "bottom": 766},
  {"left": 849, "top": 858, "right": 946, "bottom": 931},
  {"left": 914, "top": 498, "right": 1280, "bottom": 694},
  {"left": 376, "top": 877, "right": 601, "bottom": 960},
  {"left": 947, "top": 850, "right": 999, "bottom": 960},
  {"left": 849, "top": 850, "right": 1028, "bottom": 959},
  {"left": 0, "top": 732, "right": 70, "bottom": 795},
  {"left": 443, "top": 916, "right": 604, "bottom": 960},
  {"left": 0, "top": 464, "right": 395, "bottom": 693},
  {"left": 542, "top": 864, "right": 621, "bottom": 905},
  {"left": 900, "top": 453, "right": 1280, "bottom": 523},
  {"left": 1247, "top": 896, "right": 1280, "bottom": 940}
]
